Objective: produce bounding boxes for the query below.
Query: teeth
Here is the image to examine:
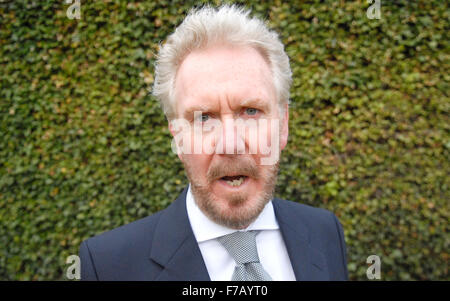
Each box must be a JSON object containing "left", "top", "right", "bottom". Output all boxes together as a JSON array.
[{"left": 226, "top": 177, "right": 244, "bottom": 187}]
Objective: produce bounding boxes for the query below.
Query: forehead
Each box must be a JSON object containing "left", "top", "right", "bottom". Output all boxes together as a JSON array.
[{"left": 174, "top": 45, "right": 276, "bottom": 114}]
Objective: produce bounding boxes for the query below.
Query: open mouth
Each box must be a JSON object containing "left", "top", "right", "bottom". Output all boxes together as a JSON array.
[{"left": 219, "top": 175, "right": 248, "bottom": 187}]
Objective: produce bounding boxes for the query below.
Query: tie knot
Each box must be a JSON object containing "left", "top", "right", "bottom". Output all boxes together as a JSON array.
[{"left": 217, "top": 231, "right": 260, "bottom": 265}]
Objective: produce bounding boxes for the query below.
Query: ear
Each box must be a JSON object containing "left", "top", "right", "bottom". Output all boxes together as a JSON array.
[
  {"left": 168, "top": 121, "right": 183, "bottom": 162},
  {"left": 279, "top": 103, "right": 289, "bottom": 151}
]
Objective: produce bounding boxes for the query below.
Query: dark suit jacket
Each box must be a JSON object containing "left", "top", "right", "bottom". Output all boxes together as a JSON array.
[{"left": 79, "top": 186, "right": 349, "bottom": 280}]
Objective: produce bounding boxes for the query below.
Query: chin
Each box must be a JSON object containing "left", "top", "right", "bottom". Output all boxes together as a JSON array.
[
  {"left": 199, "top": 187, "right": 269, "bottom": 229},
  {"left": 186, "top": 159, "right": 279, "bottom": 229}
]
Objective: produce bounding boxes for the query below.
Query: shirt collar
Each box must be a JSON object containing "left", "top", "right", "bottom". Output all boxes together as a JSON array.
[{"left": 186, "top": 183, "right": 279, "bottom": 243}]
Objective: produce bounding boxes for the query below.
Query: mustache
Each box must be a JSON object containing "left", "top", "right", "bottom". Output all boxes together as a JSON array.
[{"left": 206, "top": 157, "right": 259, "bottom": 182}]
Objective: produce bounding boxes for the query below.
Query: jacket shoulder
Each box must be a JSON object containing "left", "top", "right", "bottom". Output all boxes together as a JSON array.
[
  {"left": 273, "top": 198, "right": 348, "bottom": 280},
  {"left": 79, "top": 209, "right": 166, "bottom": 280},
  {"left": 85, "top": 209, "right": 164, "bottom": 248},
  {"left": 273, "top": 198, "right": 337, "bottom": 227}
]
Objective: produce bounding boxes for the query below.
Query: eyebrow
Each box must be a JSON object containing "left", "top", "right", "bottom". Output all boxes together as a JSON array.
[
  {"left": 182, "top": 98, "right": 272, "bottom": 119},
  {"left": 182, "top": 104, "right": 215, "bottom": 119},
  {"left": 240, "top": 98, "right": 271, "bottom": 112}
]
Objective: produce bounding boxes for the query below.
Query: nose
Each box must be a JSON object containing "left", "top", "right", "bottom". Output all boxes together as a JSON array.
[{"left": 216, "top": 117, "right": 246, "bottom": 155}]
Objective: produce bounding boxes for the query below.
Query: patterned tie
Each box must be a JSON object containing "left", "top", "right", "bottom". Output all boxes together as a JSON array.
[{"left": 217, "top": 231, "right": 272, "bottom": 281}]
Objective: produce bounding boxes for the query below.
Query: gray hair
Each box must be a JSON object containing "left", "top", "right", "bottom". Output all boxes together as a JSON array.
[{"left": 152, "top": 4, "right": 292, "bottom": 120}]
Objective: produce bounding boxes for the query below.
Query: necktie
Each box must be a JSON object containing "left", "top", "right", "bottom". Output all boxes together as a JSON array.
[{"left": 217, "top": 231, "right": 272, "bottom": 281}]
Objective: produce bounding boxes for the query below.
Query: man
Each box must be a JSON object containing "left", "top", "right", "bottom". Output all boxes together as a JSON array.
[{"left": 79, "top": 5, "right": 348, "bottom": 281}]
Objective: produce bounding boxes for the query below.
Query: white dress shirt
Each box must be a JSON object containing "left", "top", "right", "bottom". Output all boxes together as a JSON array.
[{"left": 185, "top": 184, "right": 296, "bottom": 281}]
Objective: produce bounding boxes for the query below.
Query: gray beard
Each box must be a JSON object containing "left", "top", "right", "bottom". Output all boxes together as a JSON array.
[{"left": 184, "top": 158, "right": 279, "bottom": 229}]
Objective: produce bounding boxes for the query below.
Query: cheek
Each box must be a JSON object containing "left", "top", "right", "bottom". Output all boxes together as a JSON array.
[
  {"left": 242, "top": 121, "right": 271, "bottom": 151},
  {"left": 182, "top": 154, "right": 210, "bottom": 176},
  {"left": 252, "top": 119, "right": 278, "bottom": 151}
]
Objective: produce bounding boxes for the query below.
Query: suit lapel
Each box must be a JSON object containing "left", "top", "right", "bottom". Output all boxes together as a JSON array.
[
  {"left": 148, "top": 188, "right": 328, "bottom": 281},
  {"left": 148, "top": 186, "right": 210, "bottom": 281},
  {"left": 272, "top": 199, "right": 329, "bottom": 281}
]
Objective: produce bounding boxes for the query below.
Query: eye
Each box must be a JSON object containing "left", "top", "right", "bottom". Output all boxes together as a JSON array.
[
  {"left": 245, "top": 108, "right": 259, "bottom": 116},
  {"left": 195, "top": 113, "right": 210, "bottom": 122},
  {"left": 201, "top": 114, "right": 209, "bottom": 122}
]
